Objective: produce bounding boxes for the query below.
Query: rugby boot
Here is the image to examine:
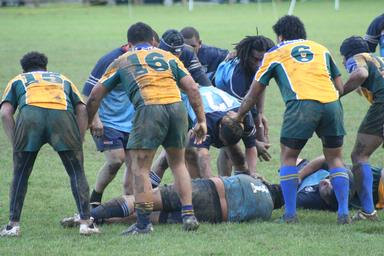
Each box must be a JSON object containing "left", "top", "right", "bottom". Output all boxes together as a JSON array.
[
  {"left": 275, "top": 214, "right": 299, "bottom": 224},
  {"left": 337, "top": 214, "right": 351, "bottom": 225},
  {"left": 79, "top": 218, "right": 101, "bottom": 235},
  {"left": 0, "top": 225, "right": 20, "bottom": 237},
  {"left": 182, "top": 215, "right": 199, "bottom": 231},
  {"left": 351, "top": 210, "right": 379, "bottom": 222},
  {"left": 60, "top": 213, "right": 81, "bottom": 228},
  {"left": 121, "top": 223, "right": 153, "bottom": 235}
]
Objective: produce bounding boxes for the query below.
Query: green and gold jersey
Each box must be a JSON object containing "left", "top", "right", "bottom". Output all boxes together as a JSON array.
[
  {"left": 1, "top": 71, "right": 83, "bottom": 112},
  {"left": 345, "top": 53, "right": 384, "bottom": 103},
  {"left": 100, "top": 44, "right": 190, "bottom": 110},
  {"left": 255, "top": 39, "right": 341, "bottom": 104}
]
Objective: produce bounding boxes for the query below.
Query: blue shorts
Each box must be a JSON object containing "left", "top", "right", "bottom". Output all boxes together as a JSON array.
[{"left": 93, "top": 126, "right": 129, "bottom": 152}]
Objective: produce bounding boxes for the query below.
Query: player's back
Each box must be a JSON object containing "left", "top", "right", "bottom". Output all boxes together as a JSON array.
[
  {"left": 256, "top": 39, "right": 340, "bottom": 104},
  {"left": 3, "top": 71, "right": 82, "bottom": 112},
  {"left": 113, "top": 48, "right": 188, "bottom": 108}
]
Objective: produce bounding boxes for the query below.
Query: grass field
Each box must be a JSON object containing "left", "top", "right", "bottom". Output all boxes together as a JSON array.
[{"left": 0, "top": 0, "right": 384, "bottom": 255}]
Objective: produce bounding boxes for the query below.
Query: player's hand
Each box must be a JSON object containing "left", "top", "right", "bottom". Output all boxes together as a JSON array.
[
  {"left": 256, "top": 114, "right": 269, "bottom": 142},
  {"left": 192, "top": 122, "right": 207, "bottom": 144},
  {"left": 255, "top": 140, "right": 271, "bottom": 162},
  {"left": 90, "top": 117, "right": 104, "bottom": 137}
]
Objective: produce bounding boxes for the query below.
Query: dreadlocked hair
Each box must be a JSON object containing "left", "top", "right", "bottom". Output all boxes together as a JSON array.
[{"left": 235, "top": 35, "right": 275, "bottom": 77}]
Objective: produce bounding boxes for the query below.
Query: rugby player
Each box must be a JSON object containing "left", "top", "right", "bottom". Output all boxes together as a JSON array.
[
  {"left": 61, "top": 174, "right": 280, "bottom": 226},
  {"left": 340, "top": 36, "right": 384, "bottom": 221},
  {"left": 83, "top": 29, "right": 159, "bottom": 208},
  {"left": 235, "top": 15, "right": 349, "bottom": 224},
  {"left": 86, "top": 22, "right": 207, "bottom": 235},
  {"left": 0, "top": 52, "right": 99, "bottom": 236},
  {"left": 296, "top": 156, "right": 383, "bottom": 215},
  {"left": 364, "top": 13, "right": 384, "bottom": 57},
  {"left": 180, "top": 26, "right": 229, "bottom": 82}
]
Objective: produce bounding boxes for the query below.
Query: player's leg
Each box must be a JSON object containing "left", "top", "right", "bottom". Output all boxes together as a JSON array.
[
  {"left": 224, "top": 143, "right": 249, "bottom": 175},
  {"left": 90, "top": 128, "right": 129, "bottom": 207},
  {"left": 350, "top": 133, "right": 382, "bottom": 217},
  {"left": 184, "top": 146, "right": 201, "bottom": 178},
  {"left": 149, "top": 149, "right": 168, "bottom": 188},
  {"left": 163, "top": 102, "right": 198, "bottom": 231},
  {"left": 122, "top": 149, "right": 133, "bottom": 195},
  {"left": 121, "top": 149, "right": 156, "bottom": 234},
  {"left": 319, "top": 100, "right": 349, "bottom": 223},
  {"left": 217, "top": 148, "right": 232, "bottom": 176},
  {"left": 0, "top": 152, "right": 38, "bottom": 237},
  {"left": 351, "top": 102, "right": 384, "bottom": 217},
  {"left": 278, "top": 101, "right": 316, "bottom": 222}
]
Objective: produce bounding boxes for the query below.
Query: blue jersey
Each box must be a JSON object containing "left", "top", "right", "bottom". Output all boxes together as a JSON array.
[
  {"left": 83, "top": 46, "right": 135, "bottom": 133},
  {"left": 179, "top": 45, "right": 212, "bottom": 86},
  {"left": 198, "top": 44, "right": 229, "bottom": 81},
  {"left": 215, "top": 58, "right": 254, "bottom": 100},
  {"left": 186, "top": 86, "right": 256, "bottom": 149},
  {"left": 222, "top": 175, "right": 273, "bottom": 222},
  {"left": 364, "top": 13, "right": 384, "bottom": 53}
]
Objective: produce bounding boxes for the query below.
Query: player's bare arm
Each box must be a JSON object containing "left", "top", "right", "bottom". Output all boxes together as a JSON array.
[
  {"left": 235, "top": 80, "right": 266, "bottom": 122},
  {"left": 342, "top": 67, "right": 369, "bottom": 96},
  {"left": 86, "top": 83, "right": 108, "bottom": 127},
  {"left": 82, "top": 95, "right": 104, "bottom": 137},
  {"left": 333, "top": 75, "right": 344, "bottom": 96},
  {"left": 0, "top": 102, "right": 15, "bottom": 144}
]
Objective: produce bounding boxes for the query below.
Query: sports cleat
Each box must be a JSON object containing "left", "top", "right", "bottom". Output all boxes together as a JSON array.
[
  {"left": 60, "top": 213, "right": 81, "bottom": 228},
  {"left": 0, "top": 225, "right": 20, "bottom": 237},
  {"left": 337, "top": 214, "right": 351, "bottom": 225},
  {"left": 351, "top": 210, "right": 379, "bottom": 222},
  {"left": 182, "top": 215, "right": 199, "bottom": 231},
  {"left": 121, "top": 223, "right": 153, "bottom": 236},
  {"left": 79, "top": 218, "right": 101, "bottom": 235},
  {"left": 275, "top": 215, "right": 299, "bottom": 224}
]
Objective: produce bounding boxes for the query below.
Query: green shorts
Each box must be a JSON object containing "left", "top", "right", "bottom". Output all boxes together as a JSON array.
[
  {"left": 358, "top": 102, "right": 384, "bottom": 137},
  {"left": 14, "top": 105, "right": 82, "bottom": 152},
  {"left": 281, "top": 100, "right": 346, "bottom": 140},
  {"left": 127, "top": 102, "right": 188, "bottom": 149}
]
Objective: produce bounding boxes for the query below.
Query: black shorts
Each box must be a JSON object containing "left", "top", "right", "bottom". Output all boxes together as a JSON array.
[
  {"left": 358, "top": 102, "right": 384, "bottom": 137},
  {"left": 159, "top": 179, "right": 222, "bottom": 223}
]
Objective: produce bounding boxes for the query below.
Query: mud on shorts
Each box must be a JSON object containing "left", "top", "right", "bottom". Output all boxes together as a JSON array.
[
  {"left": 127, "top": 102, "right": 188, "bottom": 149},
  {"left": 159, "top": 179, "right": 223, "bottom": 223},
  {"left": 281, "top": 100, "right": 346, "bottom": 140},
  {"left": 14, "top": 105, "right": 81, "bottom": 152},
  {"left": 358, "top": 102, "right": 384, "bottom": 137}
]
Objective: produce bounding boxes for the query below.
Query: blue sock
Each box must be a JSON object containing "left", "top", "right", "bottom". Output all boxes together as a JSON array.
[
  {"left": 181, "top": 205, "right": 195, "bottom": 220},
  {"left": 329, "top": 167, "right": 349, "bottom": 216},
  {"left": 280, "top": 166, "right": 299, "bottom": 218},
  {"left": 135, "top": 202, "right": 153, "bottom": 229},
  {"left": 380, "top": 34, "right": 384, "bottom": 57},
  {"left": 358, "top": 163, "right": 374, "bottom": 214}
]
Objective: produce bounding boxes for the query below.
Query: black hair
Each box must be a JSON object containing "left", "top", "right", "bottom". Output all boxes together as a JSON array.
[
  {"left": 180, "top": 26, "right": 200, "bottom": 40},
  {"left": 273, "top": 15, "right": 307, "bottom": 40},
  {"left": 340, "top": 36, "right": 370, "bottom": 60},
  {"left": 235, "top": 35, "right": 275, "bottom": 77},
  {"left": 127, "top": 22, "right": 154, "bottom": 45},
  {"left": 20, "top": 51, "right": 48, "bottom": 72},
  {"left": 219, "top": 116, "right": 244, "bottom": 146}
]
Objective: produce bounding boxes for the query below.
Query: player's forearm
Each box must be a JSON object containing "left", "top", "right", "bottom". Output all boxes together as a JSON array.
[
  {"left": 333, "top": 75, "right": 344, "bottom": 96},
  {"left": 342, "top": 68, "right": 369, "bottom": 96},
  {"left": 237, "top": 81, "right": 265, "bottom": 121},
  {"left": 187, "top": 87, "right": 206, "bottom": 124},
  {"left": 298, "top": 156, "right": 326, "bottom": 181}
]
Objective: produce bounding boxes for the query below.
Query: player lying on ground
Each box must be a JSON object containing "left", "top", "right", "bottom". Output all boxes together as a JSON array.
[
  {"left": 295, "top": 156, "right": 383, "bottom": 221},
  {"left": 61, "top": 174, "right": 282, "bottom": 227}
]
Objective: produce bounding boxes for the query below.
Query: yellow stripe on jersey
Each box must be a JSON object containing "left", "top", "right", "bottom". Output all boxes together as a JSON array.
[
  {"left": 376, "top": 178, "right": 384, "bottom": 209},
  {"left": 255, "top": 40, "right": 340, "bottom": 103}
]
